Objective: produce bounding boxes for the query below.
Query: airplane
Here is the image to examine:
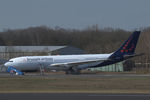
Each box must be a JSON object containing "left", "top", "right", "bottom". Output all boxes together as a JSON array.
[{"left": 4, "top": 31, "right": 141, "bottom": 75}]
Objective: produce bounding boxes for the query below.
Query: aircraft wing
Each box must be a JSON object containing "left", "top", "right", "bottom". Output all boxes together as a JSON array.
[{"left": 50, "top": 58, "right": 109, "bottom": 67}]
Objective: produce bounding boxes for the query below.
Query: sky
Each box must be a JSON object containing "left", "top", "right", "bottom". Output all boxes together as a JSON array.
[{"left": 0, "top": 0, "right": 150, "bottom": 31}]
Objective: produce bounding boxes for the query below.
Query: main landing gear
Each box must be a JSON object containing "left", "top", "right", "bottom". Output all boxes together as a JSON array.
[{"left": 65, "top": 67, "right": 81, "bottom": 75}]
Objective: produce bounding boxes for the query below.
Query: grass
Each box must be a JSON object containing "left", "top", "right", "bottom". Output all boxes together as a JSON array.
[{"left": 0, "top": 76, "right": 150, "bottom": 93}]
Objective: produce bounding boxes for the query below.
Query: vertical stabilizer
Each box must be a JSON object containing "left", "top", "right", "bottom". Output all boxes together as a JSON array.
[{"left": 109, "top": 31, "right": 141, "bottom": 59}]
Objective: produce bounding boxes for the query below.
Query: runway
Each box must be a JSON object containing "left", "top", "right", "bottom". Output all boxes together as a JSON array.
[
  {"left": 1, "top": 72, "right": 150, "bottom": 78},
  {"left": 0, "top": 73, "right": 150, "bottom": 100},
  {"left": 0, "top": 93, "right": 150, "bottom": 100}
]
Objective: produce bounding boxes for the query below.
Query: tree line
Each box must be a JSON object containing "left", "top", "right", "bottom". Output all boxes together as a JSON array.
[
  {"left": 0, "top": 26, "right": 133, "bottom": 53},
  {"left": 0, "top": 26, "right": 149, "bottom": 56},
  {"left": 0, "top": 26, "right": 149, "bottom": 54}
]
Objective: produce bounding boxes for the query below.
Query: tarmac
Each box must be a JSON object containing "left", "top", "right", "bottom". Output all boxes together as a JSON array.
[
  {"left": 1, "top": 72, "right": 150, "bottom": 78},
  {"left": 0, "top": 72, "right": 150, "bottom": 78},
  {"left": 0, "top": 72, "right": 150, "bottom": 100},
  {"left": 0, "top": 93, "right": 150, "bottom": 100}
]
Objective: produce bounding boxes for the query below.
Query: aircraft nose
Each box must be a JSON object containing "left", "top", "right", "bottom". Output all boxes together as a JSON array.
[{"left": 4, "top": 62, "right": 10, "bottom": 67}]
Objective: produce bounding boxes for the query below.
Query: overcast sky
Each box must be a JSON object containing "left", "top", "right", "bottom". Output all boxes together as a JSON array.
[{"left": 0, "top": 0, "right": 150, "bottom": 31}]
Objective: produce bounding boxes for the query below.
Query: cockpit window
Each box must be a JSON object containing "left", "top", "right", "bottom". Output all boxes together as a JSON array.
[{"left": 9, "top": 60, "right": 13, "bottom": 62}]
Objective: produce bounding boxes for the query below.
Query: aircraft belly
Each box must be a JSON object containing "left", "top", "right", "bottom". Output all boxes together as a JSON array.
[
  {"left": 47, "top": 66, "right": 67, "bottom": 71},
  {"left": 77, "top": 61, "right": 103, "bottom": 70}
]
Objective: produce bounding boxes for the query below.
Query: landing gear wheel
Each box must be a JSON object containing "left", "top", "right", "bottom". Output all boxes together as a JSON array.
[{"left": 65, "top": 69, "right": 81, "bottom": 75}]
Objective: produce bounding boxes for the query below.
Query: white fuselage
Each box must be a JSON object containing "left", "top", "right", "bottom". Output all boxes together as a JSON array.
[{"left": 4, "top": 54, "right": 111, "bottom": 71}]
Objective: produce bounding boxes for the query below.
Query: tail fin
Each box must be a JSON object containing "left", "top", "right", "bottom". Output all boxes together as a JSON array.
[{"left": 109, "top": 31, "right": 141, "bottom": 59}]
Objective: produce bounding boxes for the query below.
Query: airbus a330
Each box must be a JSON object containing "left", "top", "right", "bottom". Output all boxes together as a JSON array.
[{"left": 4, "top": 31, "right": 141, "bottom": 75}]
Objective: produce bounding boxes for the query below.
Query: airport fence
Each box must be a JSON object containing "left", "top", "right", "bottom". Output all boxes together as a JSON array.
[{"left": 133, "top": 55, "right": 150, "bottom": 73}]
